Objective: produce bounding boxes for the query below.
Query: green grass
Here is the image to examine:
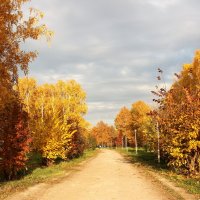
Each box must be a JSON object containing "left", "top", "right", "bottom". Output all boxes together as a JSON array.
[
  {"left": 117, "top": 148, "right": 200, "bottom": 198},
  {"left": 0, "top": 149, "right": 98, "bottom": 200},
  {"left": 168, "top": 174, "right": 200, "bottom": 195}
]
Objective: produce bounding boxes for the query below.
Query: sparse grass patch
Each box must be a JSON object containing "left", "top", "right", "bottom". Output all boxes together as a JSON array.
[
  {"left": 167, "top": 173, "right": 200, "bottom": 195},
  {"left": 0, "top": 149, "right": 98, "bottom": 200}
]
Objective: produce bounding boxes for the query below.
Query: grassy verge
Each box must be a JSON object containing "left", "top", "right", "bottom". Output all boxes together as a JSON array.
[
  {"left": 0, "top": 149, "right": 98, "bottom": 200},
  {"left": 116, "top": 148, "right": 200, "bottom": 198}
]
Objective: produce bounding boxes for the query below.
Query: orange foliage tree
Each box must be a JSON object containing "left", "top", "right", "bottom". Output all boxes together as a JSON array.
[
  {"left": 0, "top": 0, "right": 51, "bottom": 179},
  {"left": 130, "top": 101, "right": 152, "bottom": 148},
  {"left": 91, "top": 121, "right": 117, "bottom": 147},
  {"left": 114, "top": 103, "right": 153, "bottom": 149},
  {"left": 151, "top": 51, "right": 200, "bottom": 175},
  {"left": 115, "top": 107, "right": 133, "bottom": 147}
]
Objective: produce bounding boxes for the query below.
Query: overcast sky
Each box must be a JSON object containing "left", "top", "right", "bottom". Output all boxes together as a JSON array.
[{"left": 25, "top": 0, "right": 200, "bottom": 125}]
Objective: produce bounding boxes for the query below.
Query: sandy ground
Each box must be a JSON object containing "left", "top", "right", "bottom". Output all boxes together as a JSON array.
[{"left": 7, "top": 149, "right": 178, "bottom": 200}]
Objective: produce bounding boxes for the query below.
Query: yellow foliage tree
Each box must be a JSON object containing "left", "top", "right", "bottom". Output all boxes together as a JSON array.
[
  {"left": 152, "top": 51, "right": 200, "bottom": 174},
  {"left": 130, "top": 101, "right": 152, "bottom": 147},
  {"left": 91, "top": 121, "right": 117, "bottom": 147},
  {"left": 18, "top": 78, "right": 88, "bottom": 164},
  {"left": 115, "top": 107, "right": 133, "bottom": 146}
]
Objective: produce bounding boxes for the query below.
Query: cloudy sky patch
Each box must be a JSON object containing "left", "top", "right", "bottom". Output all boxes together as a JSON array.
[{"left": 24, "top": 0, "right": 200, "bottom": 125}]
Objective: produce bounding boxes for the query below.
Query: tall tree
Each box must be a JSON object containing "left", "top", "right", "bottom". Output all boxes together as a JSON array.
[
  {"left": 18, "top": 79, "right": 88, "bottom": 163},
  {"left": 115, "top": 107, "right": 132, "bottom": 147},
  {"left": 151, "top": 51, "right": 200, "bottom": 174},
  {"left": 130, "top": 101, "right": 152, "bottom": 147},
  {"left": 64, "top": 80, "right": 88, "bottom": 159},
  {"left": 0, "top": 0, "right": 51, "bottom": 179}
]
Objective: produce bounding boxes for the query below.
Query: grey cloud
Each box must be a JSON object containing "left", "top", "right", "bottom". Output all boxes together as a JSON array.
[{"left": 24, "top": 0, "right": 200, "bottom": 125}]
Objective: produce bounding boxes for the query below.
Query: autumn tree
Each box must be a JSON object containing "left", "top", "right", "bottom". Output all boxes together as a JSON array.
[
  {"left": 0, "top": 95, "right": 31, "bottom": 180},
  {"left": 18, "top": 78, "right": 88, "bottom": 164},
  {"left": 0, "top": 0, "right": 51, "bottom": 82},
  {"left": 0, "top": 0, "right": 51, "bottom": 179},
  {"left": 130, "top": 101, "right": 152, "bottom": 148},
  {"left": 84, "top": 130, "right": 97, "bottom": 150},
  {"left": 64, "top": 80, "right": 88, "bottom": 159},
  {"left": 152, "top": 51, "right": 200, "bottom": 175},
  {"left": 109, "top": 126, "right": 118, "bottom": 147},
  {"left": 91, "top": 121, "right": 116, "bottom": 147},
  {"left": 115, "top": 107, "right": 132, "bottom": 147}
]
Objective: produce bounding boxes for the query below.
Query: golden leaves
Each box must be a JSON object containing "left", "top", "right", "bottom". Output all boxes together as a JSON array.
[
  {"left": 91, "top": 121, "right": 116, "bottom": 147},
  {"left": 152, "top": 51, "right": 200, "bottom": 175},
  {"left": 0, "top": 0, "right": 53, "bottom": 83},
  {"left": 18, "top": 78, "right": 88, "bottom": 162}
]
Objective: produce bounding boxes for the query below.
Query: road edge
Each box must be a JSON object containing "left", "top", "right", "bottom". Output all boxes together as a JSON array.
[{"left": 115, "top": 148, "right": 198, "bottom": 200}]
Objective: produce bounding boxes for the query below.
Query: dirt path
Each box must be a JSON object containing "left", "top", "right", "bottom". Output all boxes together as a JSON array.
[{"left": 8, "top": 150, "right": 177, "bottom": 200}]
